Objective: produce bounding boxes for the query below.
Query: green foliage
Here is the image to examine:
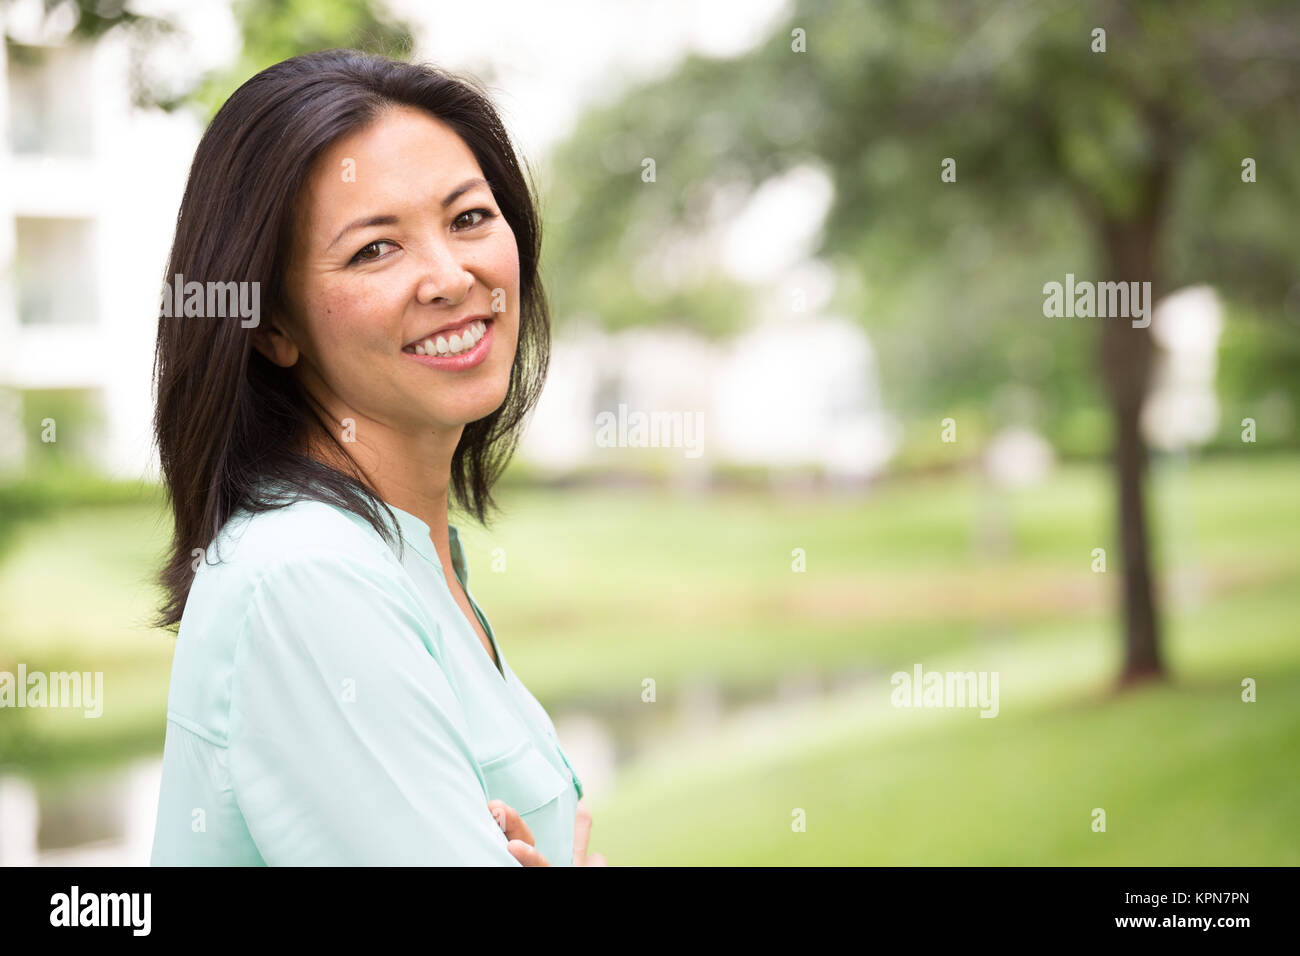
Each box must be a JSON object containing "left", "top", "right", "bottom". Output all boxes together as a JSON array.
[
  {"left": 190, "top": 0, "right": 414, "bottom": 119},
  {"left": 0, "top": 0, "right": 414, "bottom": 112},
  {"left": 0, "top": 469, "right": 160, "bottom": 564},
  {"left": 0, "top": 479, "right": 49, "bottom": 563},
  {"left": 542, "top": 0, "right": 1300, "bottom": 438},
  {"left": 1210, "top": 301, "right": 1300, "bottom": 449},
  {"left": 1, "top": 0, "right": 164, "bottom": 43},
  {"left": 17, "top": 388, "right": 103, "bottom": 471}
]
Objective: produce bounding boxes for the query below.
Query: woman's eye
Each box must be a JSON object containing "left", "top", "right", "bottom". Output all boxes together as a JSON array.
[
  {"left": 350, "top": 240, "right": 395, "bottom": 264},
  {"left": 453, "top": 208, "right": 496, "bottom": 231}
]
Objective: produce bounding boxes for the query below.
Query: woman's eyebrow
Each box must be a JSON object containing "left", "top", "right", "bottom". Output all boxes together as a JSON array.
[
  {"left": 326, "top": 177, "right": 490, "bottom": 251},
  {"left": 441, "top": 176, "right": 489, "bottom": 208},
  {"left": 328, "top": 214, "right": 399, "bottom": 250}
]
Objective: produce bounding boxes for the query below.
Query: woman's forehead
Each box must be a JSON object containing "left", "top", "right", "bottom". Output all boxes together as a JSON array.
[
  {"left": 296, "top": 106, "right": 487, "bottom": 240},
  {"left": 313, "top": 107, "right": 480, "bottom": 197}
]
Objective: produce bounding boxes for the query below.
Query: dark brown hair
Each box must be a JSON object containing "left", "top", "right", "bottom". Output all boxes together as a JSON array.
[{"left": 152, "top": 49, "right": 550, "bottom": 629}]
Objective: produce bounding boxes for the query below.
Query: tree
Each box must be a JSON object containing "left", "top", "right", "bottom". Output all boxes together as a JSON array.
[
  {"left": 540, "top": 0, "right": 1300, "bottom": 687},
  {"left": 2, "top": 0, "right": 414, "bottom": 112}
]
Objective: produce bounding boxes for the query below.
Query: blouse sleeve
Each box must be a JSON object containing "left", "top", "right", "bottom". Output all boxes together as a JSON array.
[{"left": 226, "top": 551, "right": 520, "bottom": 865}]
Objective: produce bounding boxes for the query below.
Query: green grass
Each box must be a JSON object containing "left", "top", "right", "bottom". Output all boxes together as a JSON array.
[
  {"left": 0, "top": 499, "right": 175, "bottom": 778},
  {"left": 0, "top": 453, "right": 1296, "bottom": 863},
  {"left": 585, "top": 585, "right": 1300, "bottom": 864}
]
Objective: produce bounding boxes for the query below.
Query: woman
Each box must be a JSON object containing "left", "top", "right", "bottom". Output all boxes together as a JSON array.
[{"left": 149, "top": 49, "right": 604, "bottom": 866}]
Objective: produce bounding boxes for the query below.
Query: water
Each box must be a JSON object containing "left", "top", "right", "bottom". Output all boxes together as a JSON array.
[{"left": 0, "top": 757, "right": 161, "bottom": 866}]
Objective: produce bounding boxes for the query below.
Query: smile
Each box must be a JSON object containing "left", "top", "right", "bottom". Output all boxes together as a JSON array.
[
  {"left": 404, "top": 318, "right": 488, "bottom": 356},
  {"left": 401, "top": 318, "right": 493, "bottom": 370}
]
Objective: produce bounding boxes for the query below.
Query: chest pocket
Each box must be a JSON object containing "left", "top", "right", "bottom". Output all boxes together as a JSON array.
[{"left": 479, "top": 739, "right": 569, "bottom": 815}]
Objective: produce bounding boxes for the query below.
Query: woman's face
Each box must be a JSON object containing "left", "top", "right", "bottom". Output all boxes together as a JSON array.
[{"left": 264, "top": 105, "right": 521, "bottom": 441}]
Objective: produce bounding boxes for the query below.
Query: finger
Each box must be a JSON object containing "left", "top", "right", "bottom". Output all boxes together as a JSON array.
[
  {"left": 508, "top": 838, "right": 550, "bottom": 867},
  {"left": 487, "top": 799, "right": 535, "bottom": 847},
  {"left": 572, "top": 798, "right": 593, "bottom": 866},
  {"left": 585, "top": 852, "right": 608, "bottom": 867}
]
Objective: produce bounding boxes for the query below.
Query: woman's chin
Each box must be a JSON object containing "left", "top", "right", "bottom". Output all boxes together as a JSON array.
[{"left": 430, "top": 395, "right": 509, "bottom": 429}]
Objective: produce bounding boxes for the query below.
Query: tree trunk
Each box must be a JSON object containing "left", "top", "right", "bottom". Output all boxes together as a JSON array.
[{"left": 1098, "top": 215, "right": 1164, "bottom": 687}]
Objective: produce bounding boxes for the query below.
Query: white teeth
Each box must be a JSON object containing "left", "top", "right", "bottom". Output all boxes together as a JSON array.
[{"left": 408, "top": 321, "right": 488, "bottom": 358}]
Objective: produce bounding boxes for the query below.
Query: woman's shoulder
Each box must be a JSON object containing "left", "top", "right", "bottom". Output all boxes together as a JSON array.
[
  {"left": 208, "top": 495, "right": 399, "bottom": 576},
  {"left": 184, "top": 494, "right": 413, "bottom": 630},
  {"left": 166, "top": 495, "right": 409, "bottom": 744}
]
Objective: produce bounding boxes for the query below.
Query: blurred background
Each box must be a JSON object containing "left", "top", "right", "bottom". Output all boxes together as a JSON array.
[{"left": 0, "top": 0, "right": 1297, "bottom": 865}]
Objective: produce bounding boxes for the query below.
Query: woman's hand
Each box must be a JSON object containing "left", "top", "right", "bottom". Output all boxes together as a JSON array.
[
  {"left": 571, "top": 799, "right": 608, "bottom": 866},
  {"left": 488, "top": 798, "right": 608, "bottom": 866}
]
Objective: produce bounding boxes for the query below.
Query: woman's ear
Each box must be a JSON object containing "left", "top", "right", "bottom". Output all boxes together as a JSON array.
[{"left": 251, "top": 316, "right": 301, "bottom": 368}]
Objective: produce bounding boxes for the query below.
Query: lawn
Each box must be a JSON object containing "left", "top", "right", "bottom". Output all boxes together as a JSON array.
[{"left": 0, "top": 453, "right": 1295, "bottom": 863}]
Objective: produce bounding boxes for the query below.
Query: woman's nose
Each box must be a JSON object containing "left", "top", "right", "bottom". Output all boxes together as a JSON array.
[{"left": 415, "top": 244, "right": 473, "bottom": 305}]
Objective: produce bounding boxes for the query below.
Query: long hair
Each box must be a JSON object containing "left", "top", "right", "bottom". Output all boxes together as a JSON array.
[{"left": 152, "top": 49, "right": 550, "bottom": 629}]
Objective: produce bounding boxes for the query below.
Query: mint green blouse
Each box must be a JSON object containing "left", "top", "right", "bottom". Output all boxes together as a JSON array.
[{"left": 149, "top": 494, "right": 583, "bottom": 866}]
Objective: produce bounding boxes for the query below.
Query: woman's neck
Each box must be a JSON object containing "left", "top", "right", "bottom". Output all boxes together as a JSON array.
[{"left": 299, "top": 415, "right": 461, "bottom": 558}]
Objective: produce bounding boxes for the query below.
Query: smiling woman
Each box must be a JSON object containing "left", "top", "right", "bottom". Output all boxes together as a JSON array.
[{"left": 148, "top": 49, "right": 603, "bottom": 867}]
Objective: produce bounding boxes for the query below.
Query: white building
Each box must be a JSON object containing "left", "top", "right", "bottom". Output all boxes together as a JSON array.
[
  {"left": 1141, "top": 285, "right": 1224, "bottom": 452},
  {"left": 0, "top": 35, "right": 199, "bottom": 478},
  {"left": 520, "top": 313, "right": 899, "bottom": 481}
]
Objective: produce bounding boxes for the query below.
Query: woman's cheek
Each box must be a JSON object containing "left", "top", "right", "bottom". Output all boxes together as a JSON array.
[{"left": 322, "top": 287, "right": 389, "bottom": 352}]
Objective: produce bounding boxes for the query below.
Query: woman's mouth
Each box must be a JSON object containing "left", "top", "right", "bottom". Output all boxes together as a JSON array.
[{"left": 401, "top": 318, "right": 493, "bottom": 370}]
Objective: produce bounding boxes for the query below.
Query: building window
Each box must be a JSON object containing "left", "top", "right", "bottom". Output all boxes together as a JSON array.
[
  {"left": 15, "top": 217, "right": 98, "bottom": 326},
  {"left": 6, "top": 44, "right": 95, "bottom": 156}
]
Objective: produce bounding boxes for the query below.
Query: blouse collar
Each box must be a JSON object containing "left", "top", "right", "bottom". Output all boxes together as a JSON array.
[{"left": 383, "top": 501, "right": 467, "bottom": 585}]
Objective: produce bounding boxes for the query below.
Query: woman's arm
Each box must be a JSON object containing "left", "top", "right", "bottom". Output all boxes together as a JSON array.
[{"left": 227, "top": 551, "right": 520, "bottom": 865}]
